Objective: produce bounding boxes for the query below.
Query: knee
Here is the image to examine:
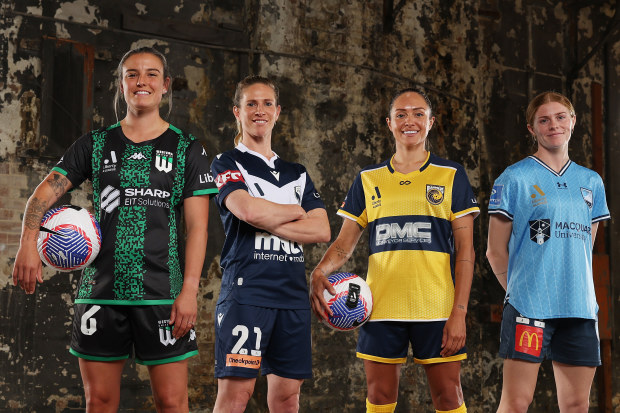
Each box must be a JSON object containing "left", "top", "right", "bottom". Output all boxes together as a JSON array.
[
  {"left": 267, "top": 389, "right": 300, "bottom": 413},
  {"left": 84, "top": 388, "right": 117, "bottom": 411},
  {"left": 559, "top": 397, "right": 590, "bottom": 413},
  {"left": 152, "top": 389, "right": 187, "bottom": 412},
  {"left": 214, "top": 388, "right": 253, "bottom": 413},
  {"left": 431, "top": 380, "right": 463, "bottom": 410},
  {"left": 498, "top": 393, "right": 533, "bottom": 413}
]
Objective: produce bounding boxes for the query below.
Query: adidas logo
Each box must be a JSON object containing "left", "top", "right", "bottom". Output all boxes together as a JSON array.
[{"left": 128, "top": 152, "right": 147, "bottom": 160}]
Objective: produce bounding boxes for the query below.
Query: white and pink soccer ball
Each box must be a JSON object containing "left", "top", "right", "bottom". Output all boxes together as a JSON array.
[{"left": 37, "top": 205, "right": 102, "bottom": 271}]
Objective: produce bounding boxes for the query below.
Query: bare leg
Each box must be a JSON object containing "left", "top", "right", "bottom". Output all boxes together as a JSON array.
[
  {"left": 78, "top": 358, "right": 125, "bottom": 413},
  {"left": 148, "top": 359, "right": 189, "bottom": 413},
  {"left": 266, "top": 374, "right": 303, "bottom": 413},
  {"left": 423, "top": 361, "right": 464, "bottom": 410},
  {"left": 552, "top": 361, "right": 595, "bottom": 413},
  {"left": 496, "top": 359, "right": 540, "bottom": 413},
  {"left": 213, "top": 377, "right": 257, "bottom": 413}
]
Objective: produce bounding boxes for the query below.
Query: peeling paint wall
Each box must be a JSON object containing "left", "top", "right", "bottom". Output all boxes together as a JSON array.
[{"left": 0, "top": 1, "right": 618, "bottom": 412}]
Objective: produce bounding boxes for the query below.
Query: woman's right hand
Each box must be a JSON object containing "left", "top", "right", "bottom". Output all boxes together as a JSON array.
[
  {"left": 12, "top": 242, "right": 43, "bottom": 294},
  {"left": 310, "top": 269, "right": 335, "bottom": 322}
]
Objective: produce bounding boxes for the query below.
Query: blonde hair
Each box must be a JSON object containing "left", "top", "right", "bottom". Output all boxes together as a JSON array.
[
  {"left": 526, "top": 91, "right": 575, "bottom": 127},
  {"left": 232, "top": 75, "right": 279, "bottom": 147},
  {"left": 113, "top": 47, "right": 172, "bottom": 122}
]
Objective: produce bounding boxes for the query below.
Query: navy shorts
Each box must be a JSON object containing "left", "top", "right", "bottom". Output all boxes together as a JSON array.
[
  {"left": 70, "top": 304, "right": 198, "bottom": 365},
  {"left": 214, "top": 300, "right": 312, "bottom": 379},
  {"left": 499, "top": 303, "right": 600, "bottom": 366},
  {"left": 356, "top": 320, "right": 466, "bottom": 364}
]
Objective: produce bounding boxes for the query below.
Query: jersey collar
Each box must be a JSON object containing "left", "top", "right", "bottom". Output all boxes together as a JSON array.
[
  {"left": 236, "top": 142, "right": 279, "bottom": 168},
  {"left": 528, "top": 155, "right": 572, "bottom": 177},
  {"left": 386, "top": 151, "right": 431, "bottom": 175}
]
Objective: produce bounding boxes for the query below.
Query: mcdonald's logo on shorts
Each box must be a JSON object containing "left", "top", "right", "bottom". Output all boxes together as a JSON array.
[{"left": 515, "top": 324, "right": 543, "bottom": 357}]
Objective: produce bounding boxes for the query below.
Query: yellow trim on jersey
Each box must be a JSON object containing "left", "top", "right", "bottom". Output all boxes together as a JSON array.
[
  {"left": 337, "top": 209, "right": 367, "bottom": 227},
  {"left": 454, "top": 207, "right": 480, "bottom": 219},
  {"left": 356, "top": 352, "right": 407, "bottom": 364},
  {"left": 413, "top": 353, "right": 467, "bottom": 364}
]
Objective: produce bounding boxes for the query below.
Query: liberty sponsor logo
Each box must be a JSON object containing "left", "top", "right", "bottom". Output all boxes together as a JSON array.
[
  {"left": 514, "top": 323, "right": 543, "bottom": 357},
  {"left": 158, "top": 320, "right": 176, "bottom": 346},
  {"left": 529, "top": 219, "right": 550, "bottom": 245},
  {"left": 128, "top": 152, "right": 147, "bottom": 161},
  {"left": 101, "top": 185, "right": 121, "bottom": 213},
  {"left": 124, "top": 188, "right": 171, "bottom": 209},
  {"left": 530, "top": 185, "right": 547, "bottom": 207},
  {"left": 426, "top": 185, "right": 445, "bottom": 205},
  {"left": 254, "top": 232, "right": 304, "bottom": 262},
  {"left": 581, "top": 187, "right": 593, "bottom": 209},
  {"left": 375, "top": 221, "right": 432, "bottom": 246},
  {"left": 371, "top": 186, "right": 382, "bottom": 208},
  {"left": 489, "top": 185, "right": 503, "bottom": 206},
  {"left": 155, "top": 150, "right": 173, "bottom": 173},
  {"left": 215, "top": 170, "right": 244, "bottom": 189},
  {"left": 199, "top": 173, "right": 215, "bottom": 184},
  {"left": 103, "top": 150, "right": 118, "bottom": 173}
]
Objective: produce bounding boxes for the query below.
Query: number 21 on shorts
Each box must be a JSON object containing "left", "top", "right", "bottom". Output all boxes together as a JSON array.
[{"left": 227, "top": 324, "right": 262, "bottom": 369}]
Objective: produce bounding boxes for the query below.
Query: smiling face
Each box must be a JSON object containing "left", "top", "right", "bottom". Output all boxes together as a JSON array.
[
  {"left": 233, "top": 83, "right": 281, "bottom": 140},
  {"left": 386, "top": 92, "right": 435, "bottom": 150},
  {"left": 121, "top": 52, "right": 170, "bottom": 113},
  {"left": 527, "top": 101, "right": 576, "bottom": 153}
]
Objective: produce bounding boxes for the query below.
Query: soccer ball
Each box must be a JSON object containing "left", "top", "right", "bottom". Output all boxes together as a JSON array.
[
  {"left": 37, "top": 205, "right": 102, "bottom": 271},
  {"left": 323, "top": 272, "right": 373, "bottom": 331}
]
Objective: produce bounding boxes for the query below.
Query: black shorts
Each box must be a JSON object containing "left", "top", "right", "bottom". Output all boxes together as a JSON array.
[{"left": 70, "top": 304, "right": 198, "bottom": 365}]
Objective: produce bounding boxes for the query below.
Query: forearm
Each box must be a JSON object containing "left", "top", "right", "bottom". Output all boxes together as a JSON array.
[
  {"left": 181, "top": 228, "right": 207, "bottom": 294},
  {"left": 312, "top": 235, "right": 358, "bottom": 277},
  {"left": 270, "top": 209, "right": 330, "bottom": 244},
  {"left": 225, "top": 190, "right": 306, "bottom": 231},
  {"left": 487, "top": 252, "right": 508, "bottom": 290},
  {"left": 453, "top": 253, "right": 474, "bottom": 313}
]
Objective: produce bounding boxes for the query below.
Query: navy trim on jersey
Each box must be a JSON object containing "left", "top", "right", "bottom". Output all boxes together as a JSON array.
[
  {"left": 488, "top": 209, "right": 514, "bottom": 220},
  {"left": 528, "top": 156, "right": 571, "bottom": 176}
]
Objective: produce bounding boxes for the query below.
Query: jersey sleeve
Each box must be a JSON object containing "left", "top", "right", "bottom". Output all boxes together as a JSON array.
[
  {"left": 299, "top": 166, "right": 326, "bottom": 212},
  {"left": 211, "top": 151, "right": 249, "bottom": 208},
  {"left": 336, "top": 172, "right": 368, "bottom": 228},
  {"left": 488, "top": 169, "right": 514, "bottom": 220},
  {"left": 451, "top": 165, "right": 480, "bottom": 220},
  {"left": 182, "top": 139, "right": 218, "bottom": 199},
  {"left": 592, "top": 173, "right": 611, "bottom": 223},
  {"left": 51, "top": 132, "right": 93, "bottom": 188}
]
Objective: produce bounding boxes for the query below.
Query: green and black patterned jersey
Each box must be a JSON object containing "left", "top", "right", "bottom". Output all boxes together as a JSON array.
[{"left": 52, "top": 123, "right": 218, "bottom": 305}]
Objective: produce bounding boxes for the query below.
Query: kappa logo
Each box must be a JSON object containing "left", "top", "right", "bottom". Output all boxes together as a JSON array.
[
  {"left": 529, "top": 219, "right": 551, "bottom": 245},
  {"left": 128, "top": 152, "right": 147, "bottom": 161},
  {"left": 580, "top": 187, "right": 593, "bottom": 209},
  {"left": 426, "top": 185, "right": 445, "bottom": 205},
  {"left": 155, "top": 150, "right": 174, "bottom": 173},
  {"left": 101, "top": 185, "right": 121, "bottom": 213}
]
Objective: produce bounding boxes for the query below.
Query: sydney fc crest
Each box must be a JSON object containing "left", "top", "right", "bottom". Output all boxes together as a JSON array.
[
  {"left": 580, "top": 187, "right": 593, "bottom": 209},
  {"left": 529, "top": 219, "right": 551, "bottom": 245},
  {"left": 426, "top": 185, "right": 445, "bottom": 205}
]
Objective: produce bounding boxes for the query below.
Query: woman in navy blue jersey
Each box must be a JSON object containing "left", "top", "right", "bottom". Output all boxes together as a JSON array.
[
  {"left": 12, "top": 47, "right": 217, "bottom": 412},
  {"left": 211, "top": 75, "right": 330, "bottom": 412}
]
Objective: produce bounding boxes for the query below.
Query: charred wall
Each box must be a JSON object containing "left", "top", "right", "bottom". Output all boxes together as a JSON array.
[{"left": 0, "top": 1, "right": 618, "bottom": 412}]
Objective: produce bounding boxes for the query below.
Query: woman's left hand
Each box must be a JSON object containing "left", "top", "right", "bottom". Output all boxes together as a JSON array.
[
  {"left": 169, "top": 290, "right": 198, "bottom": 339},
  {"left": 440, "top": 308, "right": 467, "bottom": 357}
]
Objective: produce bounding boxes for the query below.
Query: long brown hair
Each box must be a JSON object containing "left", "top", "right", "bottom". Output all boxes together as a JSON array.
[{"left": 232, "top": 75, "right": 279, "bottom": 147}]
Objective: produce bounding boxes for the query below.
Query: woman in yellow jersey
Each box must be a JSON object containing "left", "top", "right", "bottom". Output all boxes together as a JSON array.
[{"left": 310, "top": 88, "right": 479, "bottom": 413}]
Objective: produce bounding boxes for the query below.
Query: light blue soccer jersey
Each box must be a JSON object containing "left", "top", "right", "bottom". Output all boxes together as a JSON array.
[{"left": 489, "top": 156, "right": 610, "bottom": 320}]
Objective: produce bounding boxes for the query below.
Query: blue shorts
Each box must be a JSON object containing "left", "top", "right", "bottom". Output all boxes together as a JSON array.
[
  {"left": 214, "top": 300, "right": 312, "bottom": 379},
  {"left": 70, "top": 304, "right": 198, "bottom": 365},
  {"left": 499, "top": 303, "right": 600, "bottom": 366},
  {"left": 356, "top": 320, "right": 466, "bottom": 364}
]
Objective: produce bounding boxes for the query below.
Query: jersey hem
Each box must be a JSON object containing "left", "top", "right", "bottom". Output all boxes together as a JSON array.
[
  {"left": 454, "top": 207, "right": 480, "bottom": 219},
  {"left": 69, "top": 348, "right": 130, "bottom": 361},
  {"left": 488, "top": 209, "right": 513, "bottom": 220},
  {"left": 193, "top": 188, "right": 219, "bottom": 196},
  {"left": 74, "top": 299, "right": 176, "bottom": 305},
  {"left": 368, "top": 317, "right": 449, "bottom": 322},
  {"left": 356, "top": 352, "right": 407, "bottom": 364},
  {"left": 413, "top": 354, "right": 467, "bottom": 364},
  {"left": 51, "top": 166, "right": 68, "bottom": 176},
  {"left": 136, "top": 350, "right": 198, "bottom": 365}
]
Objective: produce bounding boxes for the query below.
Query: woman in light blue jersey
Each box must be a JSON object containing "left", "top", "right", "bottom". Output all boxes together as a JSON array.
[{"left": 487, "top": 91, "right": 610, "bottom": 413}]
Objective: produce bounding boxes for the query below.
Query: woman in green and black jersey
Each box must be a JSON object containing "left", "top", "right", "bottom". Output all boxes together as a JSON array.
[{"left": 12, "top": 47, "right": 218, "bottom": 412}]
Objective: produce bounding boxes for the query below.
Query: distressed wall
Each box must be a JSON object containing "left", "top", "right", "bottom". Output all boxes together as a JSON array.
[{"left": 0, "top": 1, "right": 618, "bottom": 412}]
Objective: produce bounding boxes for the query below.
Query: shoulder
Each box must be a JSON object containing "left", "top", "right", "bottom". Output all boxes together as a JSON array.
[
  {"left": 568, "top": 161, "right": 601, "bottom": 178},
  {"left": 359, "top": 159, "right": 390, "bottom": 175},
  {"left": 427, "top": 153, "right": 463, "bottom": 171}
]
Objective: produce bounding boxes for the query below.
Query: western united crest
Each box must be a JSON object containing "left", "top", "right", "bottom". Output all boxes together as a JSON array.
[{"left": 155, "top": 150, "right": 174, "bottom": 173}]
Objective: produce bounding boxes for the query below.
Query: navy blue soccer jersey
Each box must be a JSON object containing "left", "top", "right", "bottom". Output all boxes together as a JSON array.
[
  {"left": 211, "top": 143, "right": 326, "bottom": 309},
  {"left": 52, "top": 123, "right": 218, "bottom": 304},
  {"left": 489, "top": 156, "right": 610, "bottom": 319}
]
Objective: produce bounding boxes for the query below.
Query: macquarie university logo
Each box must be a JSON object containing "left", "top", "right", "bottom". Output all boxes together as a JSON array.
[
  {"left": 426, "top": 185, "right": 445, "bottom": 205},
  {"left": 529, "top": 219, "right": 550, "bottom": 245},
  {"left": 101, "top": 185, "right": 120, "bottom": 213},
  {"left": 155, "top": 150, "right": 174, "bottom": 173}
]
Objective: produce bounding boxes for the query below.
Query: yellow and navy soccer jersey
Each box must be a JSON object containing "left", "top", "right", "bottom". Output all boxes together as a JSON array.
[{"left": 338, "top": 153, "right": 479, "bottom": 321}]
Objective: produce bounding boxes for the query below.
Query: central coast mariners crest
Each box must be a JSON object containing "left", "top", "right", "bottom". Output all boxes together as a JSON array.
[
  {"left": 529, "top": 219, "right": 550, "bottom": 245},
  {"left": 426, "top": 185, "right": 445, "bottom": 205},
  {"left": 155, "top": 150, "right": 174, "bottom": 173}
]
